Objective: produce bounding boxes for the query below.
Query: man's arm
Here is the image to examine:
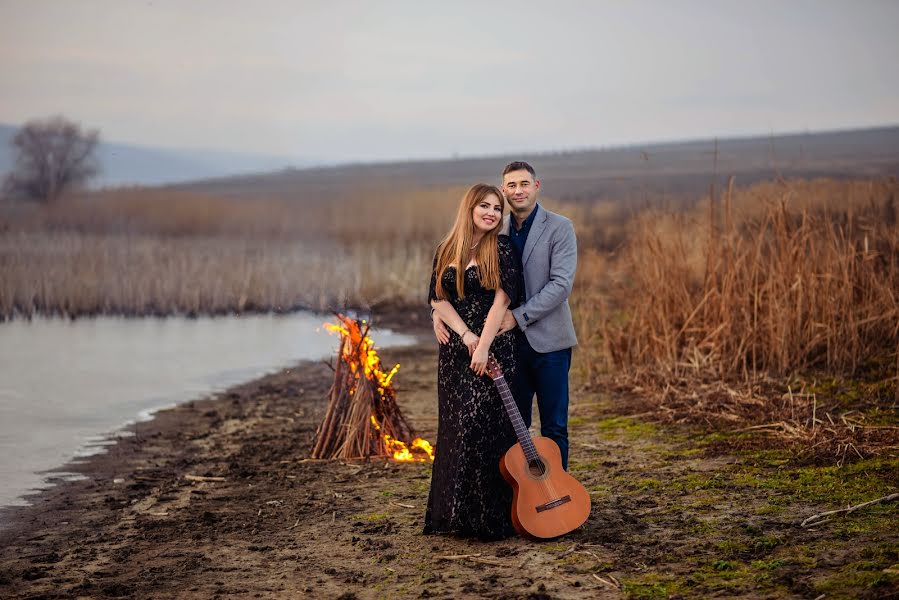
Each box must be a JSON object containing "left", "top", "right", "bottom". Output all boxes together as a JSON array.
[
  {"left": 431, "top": 299, "right": 479, "bottom": 355},
  {"left": 511, "top": 219, "right": 577, "bottom": 330}
]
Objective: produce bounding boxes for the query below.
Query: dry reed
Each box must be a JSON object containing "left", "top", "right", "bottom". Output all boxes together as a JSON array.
[
  {"left": 2, "top": 176, "right": 895, "bottom": 458},
  {"left": 582, "top": 178, "right": 899, "bottom": 459},
  {"left": 0, "top": 184, "right": 462, "bottom": 318},
  {"left": 598, "top": 178, "right": 899, "bottom": 380},
  {"left": 0, "top": 232, "right": 432, "bottom": 318}
]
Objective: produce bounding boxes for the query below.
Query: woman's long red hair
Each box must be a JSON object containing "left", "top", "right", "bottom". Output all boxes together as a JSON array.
[{"left": 434, "top": 183, "right": 505, "bottom": 300}]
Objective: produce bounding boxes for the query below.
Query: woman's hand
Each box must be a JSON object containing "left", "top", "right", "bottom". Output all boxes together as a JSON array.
[
  {"left": 470, "top": 344, "right": 489, "bottom": 377},
  {"left": 461, "top": 330, "right": 479, "bottom": 356}
]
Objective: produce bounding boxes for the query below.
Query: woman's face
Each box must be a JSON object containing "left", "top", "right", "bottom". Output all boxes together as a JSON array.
[{"left": 472, "top": 193, "right": 503, "bottom": 234}]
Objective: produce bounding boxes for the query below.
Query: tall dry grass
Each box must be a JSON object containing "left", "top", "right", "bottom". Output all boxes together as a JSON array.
[
  {"left": 3, "top": 177, "right": 897, "bottom": 390},
  {"left": 0, "top": 185, "right": 464, "bottom": 318},
  {"left": 1, "top": 185, "right": 464, "bottom": 244},
  {"left": 566, "top": 178, "right": 899, "bottom": 460},
  {"left": 0, "top": 232, "right": 433, "bottom": 318},
  {"left": 585, "top": 178, "right": 899, "bottom": 382},
  {"left": 4, "top": 176, "right": 893, "bottom": 459}
]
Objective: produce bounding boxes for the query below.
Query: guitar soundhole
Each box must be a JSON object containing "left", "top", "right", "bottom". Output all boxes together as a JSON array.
[{"left": 527, "top": 457, "right": 548, "bottom": 478}]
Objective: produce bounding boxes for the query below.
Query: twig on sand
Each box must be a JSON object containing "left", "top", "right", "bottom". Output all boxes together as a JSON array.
[
  {"left": 436, "top": 553, "right": 482, "bottom": 561},
  {"left": 286, "top": 518, "right": 300, "bottom": 530},
  {"left": 389, "top": 500, "right": 416, "bottom": 509},
  {"left": 592, "top": 573, "right": 622, "bottom": 589},
  {"left": 800, "top": 493, "right": 899, "bottom": 528},
  {"left": 469, "top": 556, "right": 512, "bottom": 567},
  {"left": 184, "top": 474, "right": 226, "bottom": 482},
  {"left": 434, "top": 553, "right": 513, "bottom": 567}
]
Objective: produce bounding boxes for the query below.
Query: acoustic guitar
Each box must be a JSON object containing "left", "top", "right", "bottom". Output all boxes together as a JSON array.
[{"left": 486, "top": 355, "right": 591, "bottom": 540}]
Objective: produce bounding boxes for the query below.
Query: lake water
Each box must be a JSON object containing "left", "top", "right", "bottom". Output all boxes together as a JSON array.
[{"left": 0, "top": 312, "right": 416, "bottom": 508}]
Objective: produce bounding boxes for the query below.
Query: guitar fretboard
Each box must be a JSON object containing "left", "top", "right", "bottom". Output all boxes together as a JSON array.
[{"left": 492, "top": 374, "right": 539, "bottom": 463}]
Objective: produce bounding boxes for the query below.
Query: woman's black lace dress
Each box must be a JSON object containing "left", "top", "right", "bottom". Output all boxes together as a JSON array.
[{"left": 423, "top": 235, "right": 523, "bottom": 540}]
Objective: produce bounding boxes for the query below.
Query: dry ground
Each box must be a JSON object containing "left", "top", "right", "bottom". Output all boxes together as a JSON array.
[{"left": 0, "top": 332, "right": 896, "bottom": 599}]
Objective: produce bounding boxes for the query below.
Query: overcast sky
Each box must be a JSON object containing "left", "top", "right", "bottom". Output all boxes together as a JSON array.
[{"left": 1, "top": 0, "right": 898, "bottom": 163}]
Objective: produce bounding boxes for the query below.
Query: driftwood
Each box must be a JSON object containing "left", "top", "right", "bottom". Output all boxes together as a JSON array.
[{"left": 311, "top": 315, "right": 431, "bottom": 461}]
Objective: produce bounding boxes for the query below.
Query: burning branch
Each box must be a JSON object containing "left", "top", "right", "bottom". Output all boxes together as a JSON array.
[{"left": 311, "top": 315, "right": 434, "bottom": 462}]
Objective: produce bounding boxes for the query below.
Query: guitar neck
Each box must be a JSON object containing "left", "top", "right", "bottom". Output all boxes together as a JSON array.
[{"left": 492, "top": 374, "right": 539, "bottom": 462}]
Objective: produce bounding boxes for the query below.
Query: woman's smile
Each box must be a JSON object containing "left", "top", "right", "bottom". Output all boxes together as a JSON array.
[{"left": 472, "top": 193, "right": 503, "bottom": 233}]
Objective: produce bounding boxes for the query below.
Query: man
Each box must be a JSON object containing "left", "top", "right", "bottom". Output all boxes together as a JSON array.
[{"left": 433, "top": 161, "right": 578, "bottom": 469}]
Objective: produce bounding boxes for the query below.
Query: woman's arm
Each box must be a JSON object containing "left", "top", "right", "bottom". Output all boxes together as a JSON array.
[
  {"left": 431, "top": 299, "right": 479, "bottom": 354},
  {"left": 469, "top": 288, "right": 511, "bottom": 376}
]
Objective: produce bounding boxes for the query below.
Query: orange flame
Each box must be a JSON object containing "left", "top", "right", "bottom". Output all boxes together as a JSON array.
[
  {"left": 370, "top": 415, "right": 435, "bottom": 463},
  {"left": 325, "top": 318, "right": 434, "bottom": 462}
]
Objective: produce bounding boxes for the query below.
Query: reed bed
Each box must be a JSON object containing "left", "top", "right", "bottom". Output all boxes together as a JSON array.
[
  {"left": 598, "top": 178, "right": 899, "bottom": 379},
  {"left": 1, "top": 176, "right": 896, "bottom": 458},
  {"left": 0, "top": 232, "right": 432, "bottom": 318},
  {"left": 1, "top": 185, "right": 463, "bottom": 244},
  {"left": 582, "top": 178, "right": 899, "bottom": 459},
  {"left": 0, "top": 184, "right": 462, "bottom": 318}
]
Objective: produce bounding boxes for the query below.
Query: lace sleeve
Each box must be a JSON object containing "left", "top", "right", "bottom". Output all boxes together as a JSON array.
[{"left": 498, "top": 235, "right": 522, "bottom": 308}]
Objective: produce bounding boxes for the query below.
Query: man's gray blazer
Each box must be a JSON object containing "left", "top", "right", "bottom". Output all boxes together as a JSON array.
[{"left": 501, "top": 206, "right": 578, "bottom": 353}]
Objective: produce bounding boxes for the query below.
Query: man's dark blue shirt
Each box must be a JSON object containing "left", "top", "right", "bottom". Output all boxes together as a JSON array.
[{"left": 509, "top": 203, "right": 540, "bottom": 261}]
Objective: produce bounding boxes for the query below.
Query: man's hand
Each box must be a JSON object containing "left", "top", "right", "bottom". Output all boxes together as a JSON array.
[
  {"left": 432, "top": 312, "right": 450, "bottom": 344},
  {"left": 498, "top": 310, "right": 518, "bottom": 335}
]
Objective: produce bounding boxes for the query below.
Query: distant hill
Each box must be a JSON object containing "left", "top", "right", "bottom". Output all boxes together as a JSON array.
[
  {"left": 0, "top": 123, "right": 305, "bottom": 187},
  {"left": 2, "top": 123, "right": 897, "bottom": 198},
  {"left": 172, "top": 126, "right": 899, "bottom": 203}
]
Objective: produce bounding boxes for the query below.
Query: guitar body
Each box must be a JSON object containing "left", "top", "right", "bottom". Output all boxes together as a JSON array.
[
  {"left": 499, "top": 436, "right": 591, "bottom": 540},
  {"left": 485, "top": 354, "right": 591, "bottom": 540}
]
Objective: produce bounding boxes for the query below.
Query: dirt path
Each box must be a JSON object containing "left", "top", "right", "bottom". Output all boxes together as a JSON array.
[{"left": 1, "top": 333, "right": 896, "bottom": 599}]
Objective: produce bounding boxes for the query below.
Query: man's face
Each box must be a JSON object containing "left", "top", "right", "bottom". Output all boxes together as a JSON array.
[{"left": 502, "top": 169, "right": 540, "bottom": 217}]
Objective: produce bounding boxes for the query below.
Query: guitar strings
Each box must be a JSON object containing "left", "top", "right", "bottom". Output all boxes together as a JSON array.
[
  {"left": 491, "top": 359, "right": 585, "bottom": 533},
  {"left": 489, "top": 357, "right": 564, "bottom": 503},
  {"left": 495, "top": 374, "right": 562, "bottom": 502}
]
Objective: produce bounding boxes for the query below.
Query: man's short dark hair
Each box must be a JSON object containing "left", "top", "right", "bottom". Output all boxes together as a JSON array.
[{"left": 502, "top": 161, "right": 536, "bottom": 179}]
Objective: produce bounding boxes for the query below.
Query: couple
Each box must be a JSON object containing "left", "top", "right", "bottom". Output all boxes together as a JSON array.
[{"left": 424, "top": 161, "right": 578, "bottom": 540}]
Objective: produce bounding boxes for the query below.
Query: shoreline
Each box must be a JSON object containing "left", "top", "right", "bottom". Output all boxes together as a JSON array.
[
  {"left": 1, "top": 309, "right": 896, "bottom": 598},
  {"left": 0, "top": 310, "right": 437, "bottom": 597},
  {"left": 0, "top": 307, "right": 424, "bottom": 515}
]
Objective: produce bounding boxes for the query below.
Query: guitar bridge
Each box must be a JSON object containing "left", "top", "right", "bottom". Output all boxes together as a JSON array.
[{"left": 535, "top": 495, "right": 572, "bottom": 513}]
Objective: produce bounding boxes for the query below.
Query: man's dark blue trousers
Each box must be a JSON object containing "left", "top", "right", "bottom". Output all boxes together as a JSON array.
[{"left": 513, "top": 336, "right": 573, "bottom": 470}]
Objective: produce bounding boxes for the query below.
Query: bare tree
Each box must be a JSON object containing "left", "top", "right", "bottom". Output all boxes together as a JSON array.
[{"left": 3, "top": 116, "right": 100, "bottom": 203}]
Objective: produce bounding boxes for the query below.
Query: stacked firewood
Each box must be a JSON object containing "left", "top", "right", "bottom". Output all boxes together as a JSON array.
[{"left": 311, "top": 314, "right": 432, "bottom": 461}]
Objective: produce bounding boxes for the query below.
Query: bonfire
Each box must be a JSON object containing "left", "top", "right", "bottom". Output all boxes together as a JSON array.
[{"left": 311, "top": 314, "right": 434, "bottom": 462}]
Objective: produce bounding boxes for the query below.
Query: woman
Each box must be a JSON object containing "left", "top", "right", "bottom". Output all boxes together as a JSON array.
[{"left": 423, "top": 183, "right": 523, "bottom": 541}]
